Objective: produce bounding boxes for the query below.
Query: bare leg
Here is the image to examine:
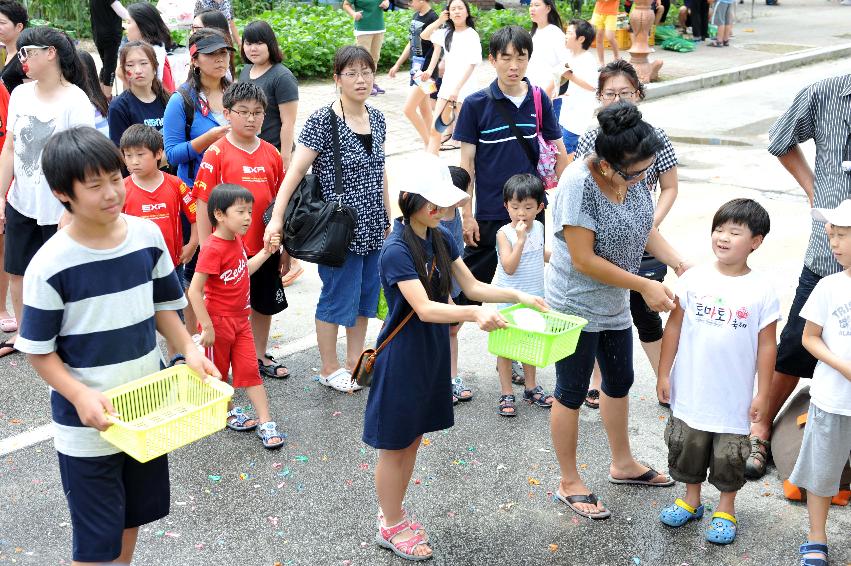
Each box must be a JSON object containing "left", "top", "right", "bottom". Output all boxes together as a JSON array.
[
  {"left": 0, "top": 274, "right": 24, "bottom": 352},
  {"left": 0, "top": 235, "right": 10, "bottom": 320},
  {"left": 551, "top": 400, "right": 606, "bottom": 514},
  {"left": 496, "top": 356, "right": 515, "bottom": 398},
  {"left": 449, "top": 322, "right": 460, "bottom": 378},
  {"left": 682, "top": 482, "right": 702, "bottom": 509},
  {"left": 640, "top": 339, "right": 662, "bottom": 377},
  {"left": 606, "top": 29, "right": 620, "bottom": 60},
  {"left": 802, "top": 494, "right": 831, "bottom": 560},
  {"left": 426, "top": 98, "right": 450, "bottom": 155},
  {"left": 402, "top": 87, "right": 431, "bottom": 146},
  {"left": 602, "top": 392, "right": 672, "bottom": 482},
  {"left": 716, "top": 490, "right": 737, "bottom": 516},
  {"left": 345, "top": 316, "right": 369, "bottom": 371},
  {"left": 375, "top": 437, "right": 432, "bottom": 558},
  {"left": 316, "top": 319, "right": 342, "bottom": 377},
  {"left": 596, "top": 28, "right": 606, "bottom": 64},
  {"left": 750, "top": 370, "right": 798, "bottom": 441},
  {"left": 73, "top": 527, "right": 140, "bottom": 565}
]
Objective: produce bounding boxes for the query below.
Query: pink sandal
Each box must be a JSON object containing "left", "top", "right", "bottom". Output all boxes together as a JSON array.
[
  {"left": 0, "top": 318, "right": 17, "bottom": 333},
  {"left": 376, "top": 518, "right": 433, "bottom": 561}
]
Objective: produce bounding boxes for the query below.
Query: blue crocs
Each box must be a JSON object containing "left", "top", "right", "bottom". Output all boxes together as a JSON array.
[
  {"left": 798, "top": 541, "right": 828, "bottom": 566},
  {"left": 705, "top": 512, "right": 737, "bottom": 544},
  {"left": 659, "top": 498, "right": 704, "bottom": 527}
]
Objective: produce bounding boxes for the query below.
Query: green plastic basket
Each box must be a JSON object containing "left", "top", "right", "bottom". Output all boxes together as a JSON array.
[{"left": 487, "top": 305, "right": 588, "bottom": 368}]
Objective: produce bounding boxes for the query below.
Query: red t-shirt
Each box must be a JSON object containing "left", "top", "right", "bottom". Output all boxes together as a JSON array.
[
  {"left": 123, "top": 173, "right": 197, "bottom": 266},
  {"left": 195, "top": 234, "right": 251, "bottom": 317},
  {"left": 192, "top": 137, "right": 284, "bottom": 256}
]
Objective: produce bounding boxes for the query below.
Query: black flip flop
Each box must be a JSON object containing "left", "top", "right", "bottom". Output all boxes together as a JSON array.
[
  {"left": 584, "top": 389, "right": 600, "bottom": 409},
  {"left": 0, "top": 340, "right": 18, "bottom": 358},
  {"left": 608, "top": 468, "right": 675, "bottom": 487},
  {"left": 259, "top": 358, "right": 290, "bottom": 379},
  {"left": 554, "top": 491, "right": 611, "bottom": 520}
]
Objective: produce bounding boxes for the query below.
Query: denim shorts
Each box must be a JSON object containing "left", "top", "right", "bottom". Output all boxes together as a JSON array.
[
  {"left": 561, "top": 128, "right": 580, "bottom": 154},
  {"left": 316, "top": 249, "right": 381, "bottom": 327},
  {"left": 554, "top": 328, "right": 634, "bottom": 409}
]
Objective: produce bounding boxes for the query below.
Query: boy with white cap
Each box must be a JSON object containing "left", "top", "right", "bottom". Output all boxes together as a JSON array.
[{"left": 791, "top": 199, "right": 851, "bottom": 566}]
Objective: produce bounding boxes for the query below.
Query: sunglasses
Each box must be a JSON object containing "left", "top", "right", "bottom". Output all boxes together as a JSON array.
[
  {"left": 17, "top": 45, "right": 49, "bottom": 62},
  {"left": 611, "top": 157, "right": 656, "bottom": 182}
]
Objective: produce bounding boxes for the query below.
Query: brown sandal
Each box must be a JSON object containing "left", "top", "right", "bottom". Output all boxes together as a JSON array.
[{"left": 745, "top": 436, "right": 770, "bottom": 479}]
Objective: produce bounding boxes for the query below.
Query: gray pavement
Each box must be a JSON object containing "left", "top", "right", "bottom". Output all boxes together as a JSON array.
[{"left": 2, "top": 44, "right": 851, "bottom": 566}]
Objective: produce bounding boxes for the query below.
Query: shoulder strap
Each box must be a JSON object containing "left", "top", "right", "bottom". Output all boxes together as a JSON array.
[
  {"left": 179, "top": 85, "right": 197, "bottom": 177},
  {"left": 373, "top": 259, "right": 436, "bottom": 357},
  {"left": 487, "top": 87, "right": 537, "bottom": 169},
  {"left": 327, "top": 106, "right": 345, "bottom": 196},
  {"left": 532, "top": 86, "right": 543, "bottom": 133}
]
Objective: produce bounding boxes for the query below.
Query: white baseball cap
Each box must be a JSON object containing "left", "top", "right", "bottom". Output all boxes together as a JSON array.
[
  {"left": 812, "top": 199, "right": 851, "bottom": 227},
  {"left": 397, "top": 153, "right": 470, "bottom": 208}
]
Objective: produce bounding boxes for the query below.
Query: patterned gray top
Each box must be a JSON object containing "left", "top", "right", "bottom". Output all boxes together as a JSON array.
[
  {"left": 299, "top": 104, "right": 389, "bottom": 255},
  {"left": 768, "top": 74, "right": 851, "bottom": 278},
  {"left": 546, "top": 159, "right": 654, "bottom": 332}
]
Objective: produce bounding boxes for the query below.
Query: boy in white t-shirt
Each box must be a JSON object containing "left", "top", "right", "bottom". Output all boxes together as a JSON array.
[
  {"left": 656, "top": 198, "right": 780, "bottom": 545},
  {"left": 790, "top": 200, "right": 851, "bottom": 566},
  {"left": 558, "top": 19, "right": 598, "bottom": 156}
]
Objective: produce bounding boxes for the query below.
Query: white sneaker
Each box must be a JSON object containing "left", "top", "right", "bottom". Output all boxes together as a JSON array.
[{"left": 319, "top": 368, "right": 362, "bottom": 392}]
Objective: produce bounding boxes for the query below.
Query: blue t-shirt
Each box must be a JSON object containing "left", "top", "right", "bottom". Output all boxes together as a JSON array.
[
  {"left": 452, "top": 79, "right": 562, "bottom": 222},
  {"left": 108, "top": 90, "right": 167, "bottom": 147},
  {"left": 16, "top": 215, "right": 187, "bottom": 457}
]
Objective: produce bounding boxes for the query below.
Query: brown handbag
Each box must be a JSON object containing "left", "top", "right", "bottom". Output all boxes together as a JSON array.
[{"left": 351, "top": 260, "right": 435, "bottom": 388}]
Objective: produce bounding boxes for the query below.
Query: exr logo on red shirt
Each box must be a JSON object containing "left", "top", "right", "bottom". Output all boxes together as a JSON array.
[
  {"left": 200, "top": 162, "right": 214, "bottom": 173},
  {"left": 141, "top": 203, "right": 167, "bottom": 213},
  {"left": 243, "top": 165, "right": 266, "bottom": 174},
  {"left": 220, "top": 258, "right": 247, "bottom": 284}
]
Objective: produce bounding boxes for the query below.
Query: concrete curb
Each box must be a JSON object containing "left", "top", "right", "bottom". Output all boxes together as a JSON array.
[{"left": 645, "top": 42, "right": 851, "bottom": 99}]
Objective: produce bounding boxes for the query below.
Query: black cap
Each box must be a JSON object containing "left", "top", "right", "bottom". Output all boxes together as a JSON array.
[{"left": 189, "top": 34, "right": 235, "bottom": 56}]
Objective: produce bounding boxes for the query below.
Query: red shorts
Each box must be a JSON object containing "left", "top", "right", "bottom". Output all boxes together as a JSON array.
[{"left": 203, "top": 314, "right": 262, "bottom": 388}]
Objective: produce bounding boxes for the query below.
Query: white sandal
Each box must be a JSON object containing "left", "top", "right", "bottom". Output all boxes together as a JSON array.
[{"left": 318, "top": 368, "right": 362, "bottom": 392}]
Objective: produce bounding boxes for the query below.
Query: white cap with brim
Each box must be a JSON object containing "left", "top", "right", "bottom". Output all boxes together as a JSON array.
[
  {"left": 812, "top": 199, "right": 851, "bottom": 227},
  {"left": 397, "top": 153, "right": 470, "bottom": 208}
]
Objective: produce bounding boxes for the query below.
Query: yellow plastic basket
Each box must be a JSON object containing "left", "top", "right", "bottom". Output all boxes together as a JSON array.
[
  {"left": 487, "top": 305, "right": 588, "bottom": 368},
  {"left": 100, "top": 365, "right": 233, "bottom": 463}
]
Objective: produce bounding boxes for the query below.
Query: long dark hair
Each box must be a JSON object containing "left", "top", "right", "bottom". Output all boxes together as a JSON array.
[
  {"left": 119, "top": 40, "right": 171, "bottom": 106},
  {"left": 128, "top": 2, "right": 174, "bottom": 50},
  {"left": 185, "top": 28, "right": 233, "bottom": 92},
  {"left": 18, "top": 27, "right": 88, "bottom": 90},
  {"left": 241, "top": 20, "right": 284, "bottom": 65},
  {"left": 398, "top": 192, "right": 453, "bottom": 300},
  {"left": 443, "top": 0, "right": 475, "bottom": 52},
  {"left": 531, "top": 0, "right": 563, "bottom": 35},
  {"left": 76, "top": 48, "right": 110, "bottom": 116}
]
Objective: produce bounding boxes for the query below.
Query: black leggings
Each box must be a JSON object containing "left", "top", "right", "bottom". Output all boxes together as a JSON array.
[{"left": 689, "top": 0, "right": 710, "bottom": 38}]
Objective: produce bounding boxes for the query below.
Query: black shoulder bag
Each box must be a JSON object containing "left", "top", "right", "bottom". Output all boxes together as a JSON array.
[
  {"left": 279, "top": 107, "right": 357, "bottom": 267},
  {"left": 487, "top": 89, "right": 537, "bottom": 170}
]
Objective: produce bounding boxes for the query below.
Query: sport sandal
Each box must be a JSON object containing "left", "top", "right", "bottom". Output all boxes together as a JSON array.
[
  {"left": 452, "top": 376, "right": 473, "bottom": 402},
  {"left": 256, "top": 421, "right": 285, "bottom": 449},
  {"left": 376, "top": 518, "right": 433, "bottom": 561},
  {"left": 659, "top": 498, "right": 704, "bottom": 527},
  {"left": 745, "top": 436, "right": 770, "bottom": 479},
  {"left": 497, "top": 394, "right": 517, "bottom": 417},
  {"left": 226, "top": 407, "right": 257, "bottom": 431},
  {"left": 523, "top": 385, "right": 554, "bottom": 408},
  {"left": 705, "top": 512, "right": 737, "bottom": 544},
  {"left": 799, "top": 541, "right": 828, "bottom": 566}
]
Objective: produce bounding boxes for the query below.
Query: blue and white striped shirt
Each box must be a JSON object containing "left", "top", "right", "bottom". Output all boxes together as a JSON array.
[
  {"left": 16, "top": 215, "right": 187, "bottom": 457},
  {"left": 768, "top": 74, "right": 851, "bottom": 277}
]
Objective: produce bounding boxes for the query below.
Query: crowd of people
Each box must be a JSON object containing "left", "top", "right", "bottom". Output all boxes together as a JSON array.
[{"left": 0, "top": 0, "right": 848, "bottom": 564}]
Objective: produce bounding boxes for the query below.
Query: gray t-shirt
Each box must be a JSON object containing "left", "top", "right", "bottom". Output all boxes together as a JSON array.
[
  {"left": 546, "top": 159, "right": 654, "bottom": 332},
  {"left": 239, "top": 63, "right": 299, "bottom": 149}
]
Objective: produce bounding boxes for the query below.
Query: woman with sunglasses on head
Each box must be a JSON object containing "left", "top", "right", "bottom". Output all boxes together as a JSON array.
[
  {"left": 420, "top": 0, "right": 481, "bottom": 153},
  {"left": 126, "top": 2, "right": 176, "bottom": 91},
  {"left": 547, "top": 101, "right": 689, "bottom": 520},
  {"left": 574, "top": 59, "right": 680, "bottom": 410},
  {"left": 162, "top": 28, "right": 233, "bottom": 336},
  {"left": 0, "top": 26, "right": 97, "bottom": 359},
  {"left": 264, "top": 46, "right": 390, "bottom": 394},
  {"left": 0, "top": 0, "right": 29, "bottom": 93}
]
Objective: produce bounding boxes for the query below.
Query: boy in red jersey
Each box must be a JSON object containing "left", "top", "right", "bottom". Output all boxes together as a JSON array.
[
  {"left": 193, "top": 82, "right": 289, "bottom": 380},
  {"left": 121, "top": 124, "right": 198, "bottom": 361},
  {"left": 188, "top": 183, "right": 284, "bottom": 449}
]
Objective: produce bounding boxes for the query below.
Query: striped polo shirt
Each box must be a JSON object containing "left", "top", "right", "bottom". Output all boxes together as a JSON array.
[
  {"left": 16, "top": 215, "right": 187, "bottom": 457},
  {"left": 768, "top": 74, "right": 851, "bottom": 277}
]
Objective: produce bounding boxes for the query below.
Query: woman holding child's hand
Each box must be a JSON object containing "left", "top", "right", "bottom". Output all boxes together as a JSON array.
[{"left": 545, "top": 102, "right": 689, "bottom": 521}]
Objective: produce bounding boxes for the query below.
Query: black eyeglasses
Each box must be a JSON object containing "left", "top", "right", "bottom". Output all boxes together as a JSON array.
[{"left": 611, "top": 157, "right": 656, "bottom": 181}]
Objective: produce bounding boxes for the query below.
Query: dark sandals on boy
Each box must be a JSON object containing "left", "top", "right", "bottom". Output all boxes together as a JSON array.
[
  {"left": 0, "top": 340, "right": 17, "bottom": 358},
  {"left": 169, "top": 354, "right": 186, "bottom": 367},
  {"left": 523, "top": 385, "right": 554, "bottom": 408},
  {"left": 497, "top": 394, "right": 517, "bottom": 417},
  {"left": 259, "top": 353, "right": 290, "bottom": 379},
  {"left": 510, "top": 360, "right": 525, "bottom": 386},
  {"left": 744, "top": 436, "right": 770, "bottom": 479},
  {"left": 554, "top": 491, "right": 611, "bottom": 520},
  {"left": 608, "top": 468, "right": 675, "bottom": 487},
  {"left": 798, "top": 541, "right": 828, "bottom": 566},
  {"left": 584, "top": 389, "right": 600, "bottom": 409}
]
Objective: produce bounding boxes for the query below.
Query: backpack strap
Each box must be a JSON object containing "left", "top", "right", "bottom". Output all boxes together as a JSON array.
[
  {"left": 178, "top": 85, "right": 197, "bottom": 179},
  {"left": 487, "top": 86, "right": 537, "bottom": 169}
]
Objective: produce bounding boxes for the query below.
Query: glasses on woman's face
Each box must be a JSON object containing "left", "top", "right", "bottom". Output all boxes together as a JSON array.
[
  {"left": 600, "top": 89, "right": 637, "bottom": 101},
  {"left": 338, "top": 69, "right": 374, "bottom": 80},
  {"left": 17, "top": 45, "right": 48, "bottom": 62},
  {"left": 611, "top": 157, "right": 656, "bottom": 182}
]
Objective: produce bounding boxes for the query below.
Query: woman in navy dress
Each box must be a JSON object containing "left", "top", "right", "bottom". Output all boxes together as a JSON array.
[{"left": 363, "top": 155, "right": 548, "bottom": 561}]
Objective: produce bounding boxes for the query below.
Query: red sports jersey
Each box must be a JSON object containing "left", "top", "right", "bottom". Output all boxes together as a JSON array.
[
  {"left": 123, "top": 173, "right": 196, "bottom": 266},
  {"left": 192, "top": 137, "right": 284, "bottom": 255},
  {"left": 195, "top": 234, "right": 251, "bottom": 317}
]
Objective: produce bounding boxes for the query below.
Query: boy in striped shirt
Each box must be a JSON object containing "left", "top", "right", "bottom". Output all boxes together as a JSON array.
[{"left": 15, "top": 127, "right": 219, "bottom": 565}]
